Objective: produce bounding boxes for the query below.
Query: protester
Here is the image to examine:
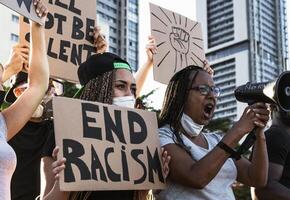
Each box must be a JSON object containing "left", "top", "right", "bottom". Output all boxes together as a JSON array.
[
  {"left": 0, "top": 44, "right": 29, "bottom": 84},
  {"left": 5, "top": 25, "right": 111, "bottom": 200},
  {"left": 40, "top": 51, "right": 170, "bottom": 200},
  {"left": 0, "top": 0, "right": 49, "bottom": 199},
  {"left": 0, "top": 44, "right": 28, "bottom": 105},
  {"left": 156, "top": 65, "right": 270, "bottom": 200},
  {"left": 252, "top": 105, "right": 290, "bottom": 200},
  {"left": 40, "top": 34, "right": 160, "bottom": 199},
  {"left": 5, "top": 71, "right": 62, "bottom": 200}
]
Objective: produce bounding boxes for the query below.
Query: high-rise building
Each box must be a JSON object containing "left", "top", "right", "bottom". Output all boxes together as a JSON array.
[
  {"left": 196, "top": 0, "right": 288, "bottom": 120},
  {"left": 97, "top": 0, "right": 139, "bottom": 71},
  {"left": 0, "top": 0, "right": 139, "bottom": 72},
  {"left": 0, "top": 5, "right": 19, "bottom": 65}
]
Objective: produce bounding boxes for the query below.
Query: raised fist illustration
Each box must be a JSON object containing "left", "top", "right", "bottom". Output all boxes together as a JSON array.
[{"left": 169, "top": 26, "right": 190, "bottom": 54}]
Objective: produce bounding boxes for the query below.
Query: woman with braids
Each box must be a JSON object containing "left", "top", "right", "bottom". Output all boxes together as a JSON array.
[
  {"left": 156, "top": 65, "right": 270, "bottom": 200},
  {"left": 42, "top": 41, "right": 170, "bottom": 199}
]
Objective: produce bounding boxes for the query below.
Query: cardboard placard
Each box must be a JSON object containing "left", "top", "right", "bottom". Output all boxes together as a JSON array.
[
  {"left": 53, "top": 96, "right": 165, "bottom": 191},
  {"left": 150, "top": 3, "right": 206, "bottom": 84},
  {"left": 0, "top": 0, "right": 44, "bottom": 25},
  {"left": 20, "top": 0, "right": 97, "bottom": 83}
]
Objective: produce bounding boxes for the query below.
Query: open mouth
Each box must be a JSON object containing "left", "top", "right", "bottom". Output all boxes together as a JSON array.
[{"left": 203, "top": 103, "right": 214, "bottom": 119}]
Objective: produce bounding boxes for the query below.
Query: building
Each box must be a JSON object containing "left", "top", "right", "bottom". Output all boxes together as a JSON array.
[
  {"left": 196, "top": 0, "right": 288, "bottom": 120},
  {"left": 0, "top": 0, "right": 139, "bottom": 72},
  {"left": 97, "top": 0, "right": 139, "bottom": 71},
  {"left": 0, "top": 4, "right": 19, "bottom": 65}
]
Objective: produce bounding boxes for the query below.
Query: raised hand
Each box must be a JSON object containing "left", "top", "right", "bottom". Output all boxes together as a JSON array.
[
  {"left": 202, "top": 60, "right": 214, "bottom": 76},
  {"left": 92, "top": 26, "right": 108, "bottom": 54},
  {"left": 145, "top": 36, "right": 157, "bottom": 66},
  {"left": 2, "top": 44, "right": 29, "bottom": 82},
  {"left": 33, "top": 0, "right": 48, "bottom": 18}
]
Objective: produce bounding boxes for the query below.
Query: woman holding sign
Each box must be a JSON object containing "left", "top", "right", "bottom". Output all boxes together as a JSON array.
[
  {"left": 42, "top": 39, "right": 170, "bottom": 199},
  {"left": 0, "top": 0, "right": 49, "bottom": 199},
  {"left": 157, "top": 65, "right": 270, "bottom": 200}
]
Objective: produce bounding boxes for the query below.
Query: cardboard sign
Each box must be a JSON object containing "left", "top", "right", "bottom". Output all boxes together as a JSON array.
[
  {"left": 150, "top": 3, "right": 206, "bottom": 84},
  {"left": 20, "top": 0, "right": 96, "bottom": 83},
  {"left": 53, "top": 96, "right": 165, "bottom": 191},
  {"left": 0, "top": 0, "right": 44, "bottom": 25}
]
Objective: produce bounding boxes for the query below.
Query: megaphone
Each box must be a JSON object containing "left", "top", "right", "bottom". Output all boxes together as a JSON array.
[
  {"left": 235, "top": 71, "right": 290, "bottom": 112},
  {"left": 234, "top": 71, "right": 290, "bottom": 155}
]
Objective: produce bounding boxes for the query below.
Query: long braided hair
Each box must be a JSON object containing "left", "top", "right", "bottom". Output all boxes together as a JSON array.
[
  {"left": 69, "top": 70, "right": 115, "bottom": 200},
  {"left": 69, "top": 69, "right": 150, "bottom": 200},
  {"left": 158, "top": 66, "right": 203, "bottom": 151}
]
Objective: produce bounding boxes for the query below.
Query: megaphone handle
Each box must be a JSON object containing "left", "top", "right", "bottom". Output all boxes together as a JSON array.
[{"left": 237, "top": 127, "right": 257, "bottom": 155}]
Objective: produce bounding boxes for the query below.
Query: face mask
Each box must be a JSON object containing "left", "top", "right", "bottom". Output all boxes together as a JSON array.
[
  {"left": 180, "top": 113, "right": 204, "bottom": 137},
  {"left": 112, "top": 96, "right": 136, "bottom": 109},
  {"left": 31, "top": 104, "right": 44, "bottom": 119}
]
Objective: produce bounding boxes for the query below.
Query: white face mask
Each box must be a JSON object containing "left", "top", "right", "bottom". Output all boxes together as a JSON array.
[
  {"left": 180, "top": 113, "right": 204, "bottom": 137},
  {"left": 31, "top": 104, "right": 44, "bottom": 119},
  {"left": 112, "top": 96, "right": 136, "bottom": 109}
]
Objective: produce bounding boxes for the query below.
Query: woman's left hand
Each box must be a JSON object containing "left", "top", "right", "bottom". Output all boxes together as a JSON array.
[
  {"left": 202, "top": 60, "right": 214, "bottom": 76},
  {"left": 161, "top": 147, "right": 171, "bottom": 179}
]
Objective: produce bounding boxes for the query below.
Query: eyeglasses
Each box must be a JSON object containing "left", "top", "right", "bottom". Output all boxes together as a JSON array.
[
  {"left": 189, "top": 84, "right": 221, "bottom": 97},
  {"left": 48, "top": 79, "right": 64, "bottom": 96},
  {"left": 17, "top": 79, "right": 64, "bottom": 96}
]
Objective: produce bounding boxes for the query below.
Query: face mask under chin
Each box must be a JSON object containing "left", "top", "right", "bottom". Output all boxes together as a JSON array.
[{"left": 112, "top": 96, "right": 136, "bottom": 109}]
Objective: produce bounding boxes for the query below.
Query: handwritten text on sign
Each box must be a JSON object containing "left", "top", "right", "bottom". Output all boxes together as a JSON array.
[
  {"left": 20, "top": 0, "right": 96, "bottom": 82},
  {"left": 53, "top": 97, "right": 165, "bottom": 191}
]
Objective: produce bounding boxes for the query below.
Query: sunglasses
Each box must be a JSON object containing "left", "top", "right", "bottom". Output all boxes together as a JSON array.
[
  {"left": 189, "top": 84, "right": 221, "bottom": 97},
  {"left": 17, "top": 79, "right": 64, "bottom": 96}
]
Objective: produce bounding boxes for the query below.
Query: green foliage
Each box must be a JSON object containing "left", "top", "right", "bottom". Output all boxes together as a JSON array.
[
  {"left": 63, "top": 81, "right": 79, "bottom": 98},
  {"left": 204, "top": 117, "right": 232, "bottom": 133},
  {"left": 136, "top": 88, "right": 161, "bottom": 114},
  {"left": 233, "top": 183, "right": 251, "bottom": 200}
]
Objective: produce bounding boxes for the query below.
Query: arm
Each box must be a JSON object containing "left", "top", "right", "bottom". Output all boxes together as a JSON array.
[
  {"left": 254, "top": 163, "right": 290, "bottom": 200},
  {"left": 2, "top": 44, "right": 29, "bottom": 82},
  {"left": 235, "top": 103, "right": 270, "bottom": 187},
  {"left": 41, "top": 157, "right": 57, "bottom": 197},
  {"left": 164, "top": 103, "right": 269, "bottom": 188},
  {"left": 42, "top": 147, "right": 69, "bottom": 200},
  {"left": 135, "top": 36, "right": 156, "bottom": 97},
  {"left": 2, "top": 0, "right": 49, "bottom": 140}
]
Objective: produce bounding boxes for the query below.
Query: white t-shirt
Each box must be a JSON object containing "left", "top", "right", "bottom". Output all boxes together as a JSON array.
[
  {"left": 0, "top": 113, "right": 17, "bottom": 200},
  {"left": 157, "top": 124, "right": 237, "bottom": 200}
]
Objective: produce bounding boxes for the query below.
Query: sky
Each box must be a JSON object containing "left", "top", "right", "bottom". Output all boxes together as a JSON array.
[{"left": 139, "top": 0, "right": 290, "bottom": 110}]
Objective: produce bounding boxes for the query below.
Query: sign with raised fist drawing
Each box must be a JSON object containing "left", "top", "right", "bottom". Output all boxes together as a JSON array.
[
  {"left": 150, "top": 3, "right": 205, "bottom": 84},
  {"left": 0, "top": 0, "right": 44, "bottom": 25}
]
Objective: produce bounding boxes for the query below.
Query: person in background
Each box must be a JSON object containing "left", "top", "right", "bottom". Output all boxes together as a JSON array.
[
  {"left": 252, "top": 105, "right": 290, "bottom": 200},
  {"left": 0, "top": 0, "right": 49, "bottom": 199},
  {"left": 157, "top": 65, "right": 270, "bottom": 200},
  {"left": 0, "top": 44, "right": 29, "bottom": 104},
  {"left": 6, "top": 24, "right": 111, "bottom": 200}
]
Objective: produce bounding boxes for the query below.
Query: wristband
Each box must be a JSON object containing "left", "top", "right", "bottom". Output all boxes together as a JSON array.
[{"left": 217, "top": 141, "right": 241, "bottom": 160}]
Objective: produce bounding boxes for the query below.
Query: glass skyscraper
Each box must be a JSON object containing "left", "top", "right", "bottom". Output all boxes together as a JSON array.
[
  {"left": 197, "top": 0, "right": 288, "bottom": 120},
  {"left": 97, "top": 0, "right": 139, "bottom": 71}
]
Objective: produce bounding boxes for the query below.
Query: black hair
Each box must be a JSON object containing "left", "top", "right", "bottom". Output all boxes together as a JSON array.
[{"left": 158, "top": 65, "right": 204, "bottom": 150}]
